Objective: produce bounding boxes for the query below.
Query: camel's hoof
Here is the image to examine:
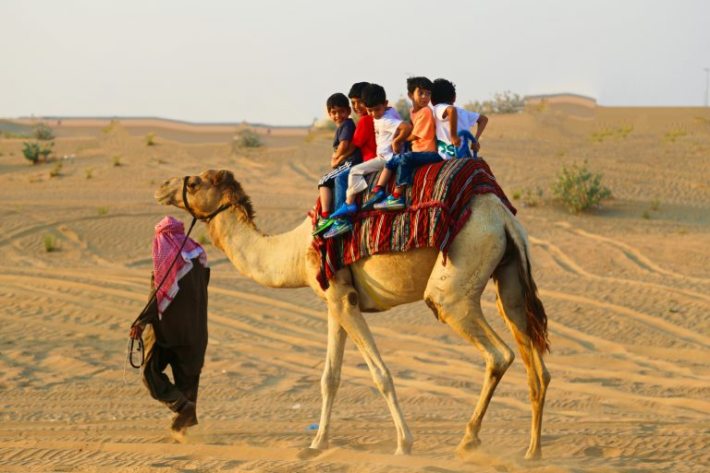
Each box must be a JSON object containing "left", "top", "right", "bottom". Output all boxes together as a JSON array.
[
  {"left": 297, "top": 447, "right": 325, "bottom": 460},
  {"left": 455, "top": 437, "right": 481, "bottom": 459},
  {"left": 524, "top": 447, "right": 542, "bottom": 461},
  {"left": 394, "top": 445, "right": 412, "bottom": 456}
]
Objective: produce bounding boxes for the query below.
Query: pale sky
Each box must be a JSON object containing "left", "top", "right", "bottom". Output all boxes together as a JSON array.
[{"left": 1, "top": 0, "right": 709, "bottom": 126}]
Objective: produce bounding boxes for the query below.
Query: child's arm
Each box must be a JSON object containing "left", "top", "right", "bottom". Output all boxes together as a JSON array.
[
  {"left": 392, "top": 122, "right": 412, "bottom": 153},
  {"left": 446, "top": 106, "right": 460, "bottom": 147},
  {"left": 473, "top": 114, "right": 488, "bottom": 151},
  {"left": 331, "top": 140, "right": 352, "bottom": 168}
]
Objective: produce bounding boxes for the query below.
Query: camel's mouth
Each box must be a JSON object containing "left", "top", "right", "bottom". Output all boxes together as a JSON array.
[{"left": 154, "top": 177, "right": 181, "bottom": 206}]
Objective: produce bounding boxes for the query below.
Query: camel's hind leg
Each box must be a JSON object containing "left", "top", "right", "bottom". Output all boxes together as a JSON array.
[
  {"left": 424, "top": 238, "right": 514, "bottom": 458},
  {"left": 493, "top": 260, "right": 551, "bottom": 460}
]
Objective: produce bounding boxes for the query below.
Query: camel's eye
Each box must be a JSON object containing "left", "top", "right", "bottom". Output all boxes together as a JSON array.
[{"left": 187, "top": 177, "right": 201, "bottom": 191}]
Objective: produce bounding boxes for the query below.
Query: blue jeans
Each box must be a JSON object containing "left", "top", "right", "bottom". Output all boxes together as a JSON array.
[
  {"left": 387, "top": 151, "right": 442, "bottom": 188},
  {"left": 333, "top": 170, "right": 349, "bottom": 209}
]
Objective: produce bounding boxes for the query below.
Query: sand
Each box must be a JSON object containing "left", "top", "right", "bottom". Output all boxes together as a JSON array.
[{"left": 0, "top": 106, "right": 708, "bottom": 472}]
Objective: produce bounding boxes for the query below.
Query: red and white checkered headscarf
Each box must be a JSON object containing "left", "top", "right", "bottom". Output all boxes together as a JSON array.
[{"left": 152, "top": 216, "right": 207, "bottom": 319}]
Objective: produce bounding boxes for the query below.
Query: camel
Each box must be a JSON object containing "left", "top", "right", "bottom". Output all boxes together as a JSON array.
[{"left": 154, "top": 169, "right": 551, "bottom": 460}]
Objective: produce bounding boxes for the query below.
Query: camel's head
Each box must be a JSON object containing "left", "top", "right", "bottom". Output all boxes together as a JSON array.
[{"left": 154, "top": 169, "right": 254, "bottom": 222}]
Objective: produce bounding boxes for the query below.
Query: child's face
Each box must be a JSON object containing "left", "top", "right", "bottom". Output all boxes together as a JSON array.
[
  {"left": 328, "top": 106, "right": 350, "bottom": 125},
  {"left": 350, "top": 97, "right": 367, "bottom": 117},
  {"left": 366, "top": 102, "right": 387, "bottom": 119},
  {"left": 409, "top": 87, "right": 431, "bottom": 109}
]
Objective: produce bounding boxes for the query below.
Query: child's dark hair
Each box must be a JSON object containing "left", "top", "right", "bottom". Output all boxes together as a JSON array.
[
  {"left": 431, "top": 78, "right": 456, "bottom": 105},
  {"left": 348, "top": 82, "right": 370, "bottom": 99},
  {"left": 361, "top": 83, "right": 387, "bottom": 108},
  {"left": 326, "top": 93, "right": 350, "bottom": 111},
  {"left": 407, "top": 76, "right": 433, "bottom": 95}
]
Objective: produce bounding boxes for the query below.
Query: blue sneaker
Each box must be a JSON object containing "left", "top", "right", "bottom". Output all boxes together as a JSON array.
[
  {"left": 323, "top": 219, "right": 353, "bottom": 239},
  {"left": 361, "top": 189, "right": 386, "bottom": 211},
  {"left": 374, "top": 194, "right": 405, "bottom": 211},
  {"left": 330, "top": 202, "right": 358, "bottom": 219},
  {"left": 312, "top": 217, "right": 335, "bottom": 236}
]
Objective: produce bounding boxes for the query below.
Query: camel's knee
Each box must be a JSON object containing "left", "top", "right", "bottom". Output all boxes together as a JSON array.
[{"left": 489, "top": 347, "right": 515, "bottom": 378}]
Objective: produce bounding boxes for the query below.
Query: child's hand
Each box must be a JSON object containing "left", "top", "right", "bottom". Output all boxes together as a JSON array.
[
  {"left": 330, "top": 157, "right": 340, "bottom": 168},
  {"left": 392, "top": 141, "right": 402, "bottom": 153},
  {"left": 473, "top": 141, "right": 481, "bottom": 152},
  {"left": 452, "top": 135, "right": 461, "bottom": 147}
]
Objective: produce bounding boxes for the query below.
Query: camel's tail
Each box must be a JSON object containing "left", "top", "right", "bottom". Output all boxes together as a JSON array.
[{"left": 500, "top": 210, "right": 550, "bottom": 354}]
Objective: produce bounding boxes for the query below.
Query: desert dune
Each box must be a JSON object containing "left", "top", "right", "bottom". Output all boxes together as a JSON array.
[{"left": 0, "top": 105, "right": 708, "bottom": 472}]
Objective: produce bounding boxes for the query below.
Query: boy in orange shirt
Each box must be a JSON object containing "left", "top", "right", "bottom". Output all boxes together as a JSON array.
[{"left": 370, "top": 76, "right": 441, "bottom": 210}]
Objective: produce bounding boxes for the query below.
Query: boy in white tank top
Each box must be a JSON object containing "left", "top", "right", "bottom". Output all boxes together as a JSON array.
[{"left": 431, "top": 78, "right": 489, "bottom": 160}]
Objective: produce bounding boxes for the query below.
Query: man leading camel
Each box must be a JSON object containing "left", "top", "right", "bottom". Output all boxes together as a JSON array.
[{"left": 129, "top": 216, "right": 210, "bottom": 440}]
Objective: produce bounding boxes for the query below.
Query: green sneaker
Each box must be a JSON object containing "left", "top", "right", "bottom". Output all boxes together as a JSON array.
[
  {"left": 312, "top": 217, "right": 335, "bottom": 236},
  {"left": 323, "top": 219, "right": 353, "bottom": 239},
  {"left": 374, "top": 194, "right": 405, "bottom": 211}
]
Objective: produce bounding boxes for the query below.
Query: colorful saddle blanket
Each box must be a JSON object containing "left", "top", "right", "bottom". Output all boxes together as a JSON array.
[{"left": 311, "top": 158, "right": 517, "bottom": 290}]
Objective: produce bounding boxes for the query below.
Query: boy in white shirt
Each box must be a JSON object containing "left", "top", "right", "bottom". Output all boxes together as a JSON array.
[
  {"left": 431, "top": 78, "right": 488, "bottom": 160},
  {"left": 325, "top": 83, "right": 411, "bottom": 238}
]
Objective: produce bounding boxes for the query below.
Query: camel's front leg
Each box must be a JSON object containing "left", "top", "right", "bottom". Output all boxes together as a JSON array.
[
  {"left": 309, "top": 314, "right": 347, "bottom": 450},
  {"left": 330, "top": 287, "right": 413, "bottom": 455}
]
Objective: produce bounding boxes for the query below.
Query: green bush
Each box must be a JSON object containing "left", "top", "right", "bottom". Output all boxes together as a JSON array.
[
  {"left": 552, "top": 161, "right": 611, "bottom": 213},
  {"left": 232, "top": 129, "right": 263, "bottom": 150},
  {"left": 394, "top": 96, "right": 411, "bottom": 122},
  {"left": 464, "top": 91, "right": 524, "bottom": 115},
  {"left": 23, "top": 142, "right": 41, "bottom": 164},
  {"left": 43, "top": 234, "right": 58, "bottom": 252},
  {"left": 33, "top": 123, "right": 55, "bottom": 141}
]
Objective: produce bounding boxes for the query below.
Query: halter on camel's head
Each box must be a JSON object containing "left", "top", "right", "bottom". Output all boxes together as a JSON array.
[{"left": 180, "top": 170, "right": 254, "bottom": 223}]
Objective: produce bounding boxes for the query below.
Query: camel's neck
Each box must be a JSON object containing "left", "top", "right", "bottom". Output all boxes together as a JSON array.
[{"left": 207, "top": 208, "right": 311, "bottom": 288}]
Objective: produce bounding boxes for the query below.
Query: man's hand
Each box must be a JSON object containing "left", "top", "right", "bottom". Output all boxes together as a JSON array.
[
  {"left": 392, "top": 140, "right": 402, "bottom": 153},
  {"left": 452, "top": 135, "right": 461, "bottom": 147},
  {"left": 129, "top": 324, "right": 144, "bottom": 340},
  {"left": 473, "top": 141, "right": 481, "bottom": 152}
]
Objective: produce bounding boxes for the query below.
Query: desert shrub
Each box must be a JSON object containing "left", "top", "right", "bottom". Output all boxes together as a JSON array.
[
  {"left": 102, "top": 119, "right": 120, "bottom": 134},
  {"left": 39, "top": 142, "right": 54, "bottom": 161},
  {"left": 394, "top": 96, "right": 411, "bottom": 122},
  {"left": 521, "top": 186, "right": 544, "bottom": 207},
  {"left": 464, "top": 91, "right": 524, "bottom": 115},
  {"left": 641, "top": 210, "right": 651, "bottom": 219},
  {"left": 43, "top": 234, "right": 58, "bottom": 252},
  {"left": 49, "top": 162, "right": 63, "bottom": 178},
  {"left": 33, "top": 123, "right": 55, "bottom": 141},
  {"left": 112, "top": 155, "right": 122, "bottom": 167},
  {"left": 663, "top": 129, "right": 687, "bottom": 143},
  {"left": 650, "top": 198, "right": 661, "bottom": 211},
  {"left": 23, "top": 142, "right": 41, "bottom": 164},
  {"left": 145, "top": 132, "right": 156, "bottom": 146},
  {"left": 85, "top": 168, "right": 94, "bottom": 179},
  {"left": 590, "top": 125, "right": 633, "bottom": 143},
  {"left": 552, "top": 161, "right": 612, "bottom": 213},
  {"left": 97, "top": 206, "right": 109, "bottom": 216},
  {"left": 233, "top": 129, "right": 263, "bottom": 149}
]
